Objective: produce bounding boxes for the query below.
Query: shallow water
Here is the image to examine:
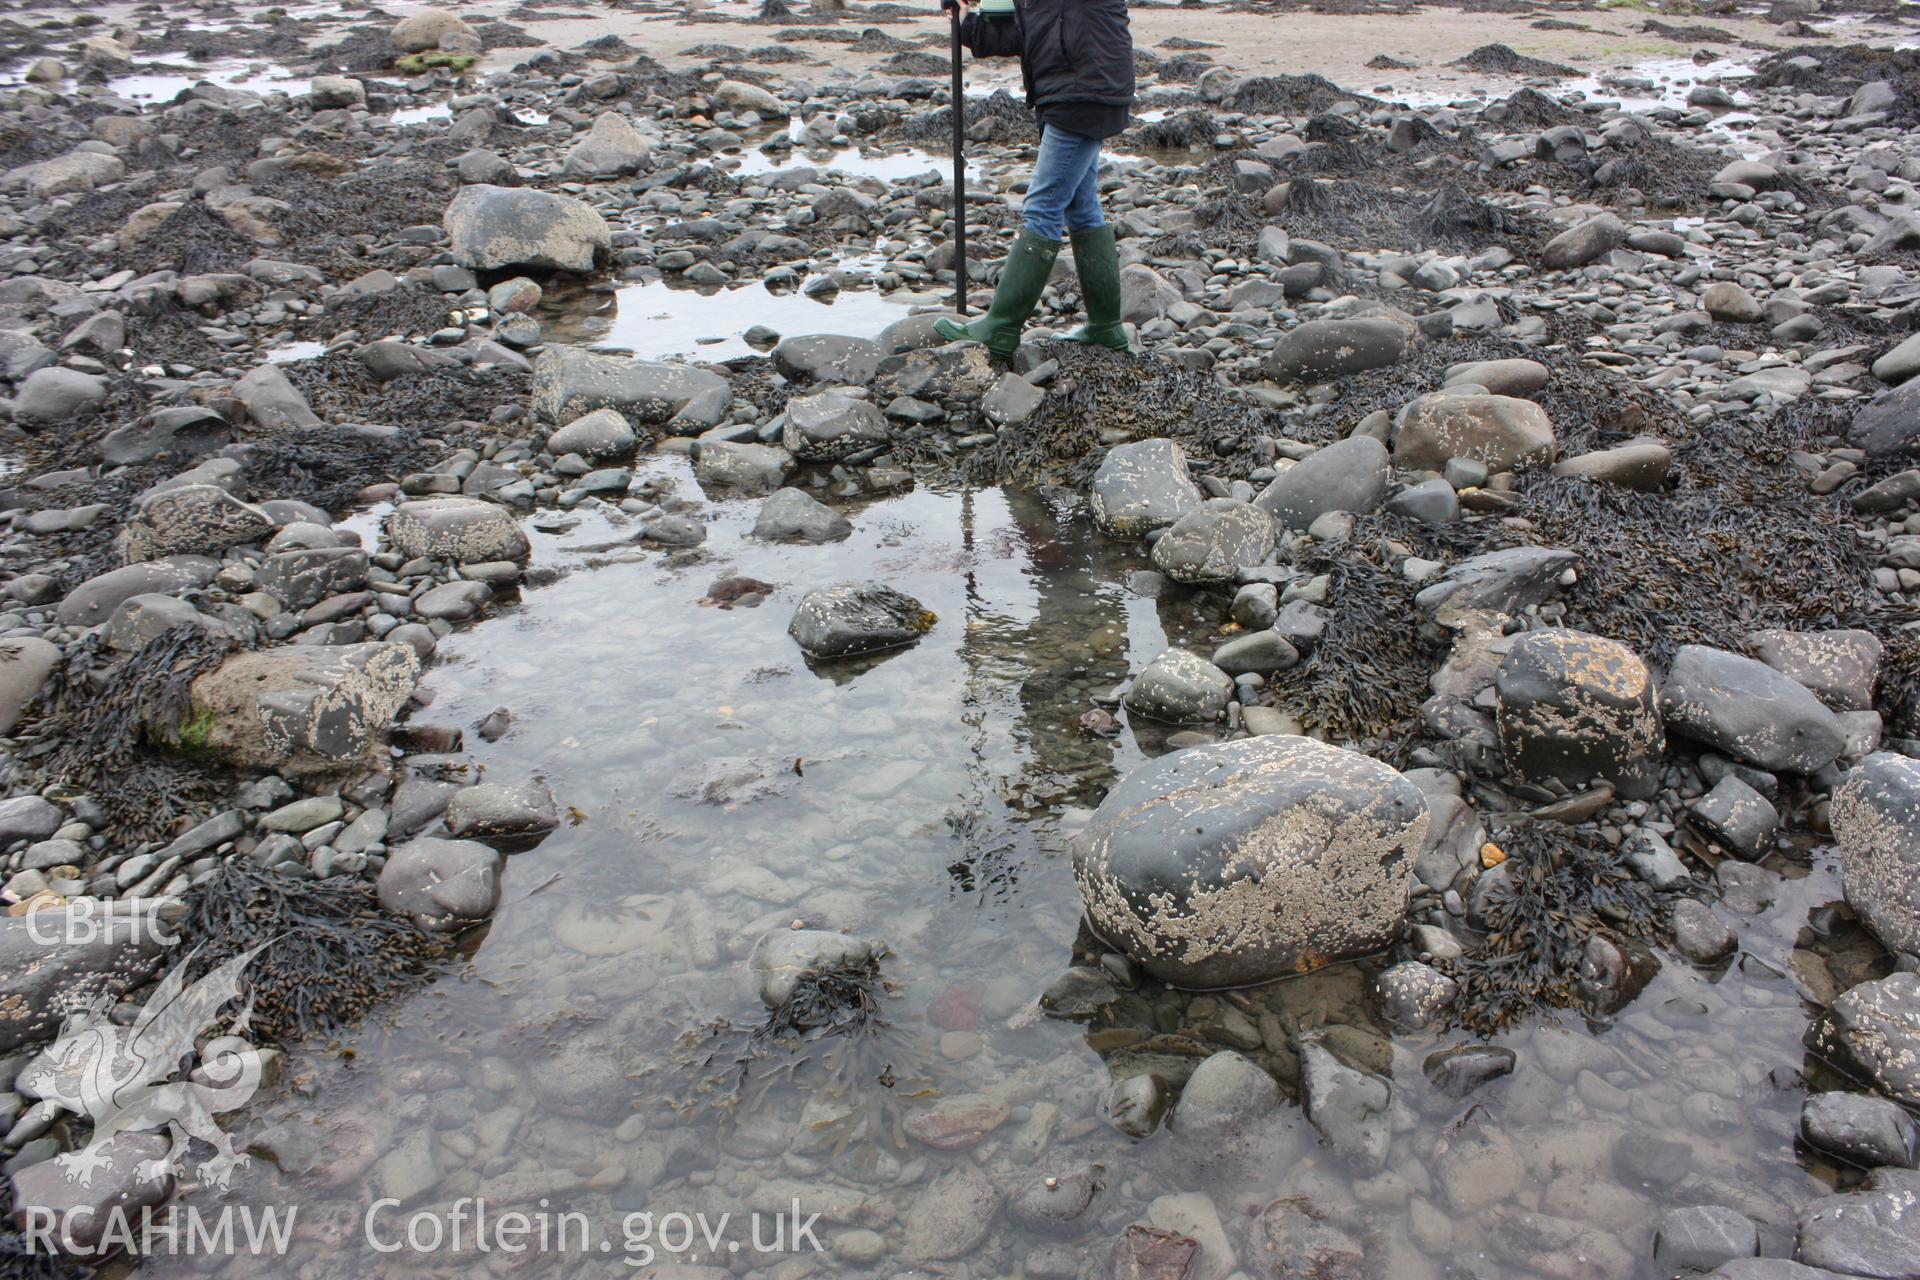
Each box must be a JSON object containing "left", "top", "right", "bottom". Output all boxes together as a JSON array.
[
  {"left": 106, "top": 60, "right": 299, "bottom": 102},
  {"left": 132, "top": 465, "right": 1873, "bottom": 1278},
  {"left": 540, "top": 274, "right": 942, "bottom": 359}
]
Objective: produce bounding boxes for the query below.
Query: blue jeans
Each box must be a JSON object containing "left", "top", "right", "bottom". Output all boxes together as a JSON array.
[{"left": 1023, "top": 125, "right": 1104, "bottom": 243}]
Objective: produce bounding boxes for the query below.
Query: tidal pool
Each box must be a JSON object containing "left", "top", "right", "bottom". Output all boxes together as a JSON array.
[
  {"left": 136, "top": 470, "right": 1873, "bottom": 1279},
  {"left": 541, "top": 276, "right": 943, "bottom": 360}
]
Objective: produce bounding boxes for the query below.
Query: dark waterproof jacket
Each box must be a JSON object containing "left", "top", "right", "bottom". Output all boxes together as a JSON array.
[{"left": 960, "top": 0, "right": 1135, "bottom": 110}]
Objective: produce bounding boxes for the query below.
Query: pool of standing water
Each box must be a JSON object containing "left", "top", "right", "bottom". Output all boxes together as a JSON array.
[{"left": 135, "top": 462, "right": 1879, "bottom": 1278}]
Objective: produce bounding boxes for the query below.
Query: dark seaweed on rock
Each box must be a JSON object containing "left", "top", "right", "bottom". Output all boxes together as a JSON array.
[
  {"left": 1263, "top": 549, "right": 1429, "bottom": 754},
  {"left": 177, "top": 861, "right": 453, "bottom": 1042},
  {"left": 1128, "top": 109, "right": 1217, "bottom": 150},
  {"left": 888, "top": 90, "right": 1038, "bottom": 149},
  {"left": 305, "top": 283, "right": 463, "bottom": 344},
  {"left": 900, "top": 345, "right": 1274, "bottom": 485},
  {"left": 1438, "top": 824, "right": 1668, "bottom": 1034},
  {"left": 24, "top": 626, "right": 233, "bottom": 839},
  {"left": 1224, "top": 73, "right": 1380, "bottom": 115},
  {"left": 1488, "top": 87, "right": 1583, "bottom": 129},
  {"left": 672, "top": 960, "right": 935, "bottom": 1172},
  {"left": 1753, "top": 43, "right": 1920, "bottom": 126},
  {"left": 1450, "top": 43, "right": 1577, "bottom": 78}
]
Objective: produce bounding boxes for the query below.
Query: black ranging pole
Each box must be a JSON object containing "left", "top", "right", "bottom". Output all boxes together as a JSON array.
[{"left": 948, "top": 2, "right": 968, "bottom": 316}]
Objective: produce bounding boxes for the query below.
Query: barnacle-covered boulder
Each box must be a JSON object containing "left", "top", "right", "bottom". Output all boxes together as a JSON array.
[
  {"left": 1832, "top": 752, "right": 1920, "bottom": 957},
  {"left": 1089, "top": 439, "right": 1203, "bottom": 539},
  {"left": 185, "top": 642, "right": 421, "bottom": 777},
  {"left": 385, "top": 497, "right": 530, "bottom": 565},
  {"left": 1494, "top": 628, "right": 1664, "bottom": 797},
  {"left": 1072, "top": 736, "right": 1429, "bottom": 988}
]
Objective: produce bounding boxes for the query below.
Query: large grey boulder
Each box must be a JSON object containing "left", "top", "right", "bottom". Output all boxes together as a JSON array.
[
  {"left": 1253, "top": 436, "right": 1389, "bottom": 530},
  {"left": 1124, "top": 649, "right": 1233, "bottom": 724},
  {"left": 1808, "top": 973, "right": 1920, "bottom": 1107},
  {"left": 1875, "top": 332, "right": 1920, "bottom": 385},
  {"left": 1541, "top": 213, "right": 1627, "bottom": 269},
  {"left": 391, "top": 9, "right": 476, "bottom": 51},
  {"left": 788, "top": 583, "right": 933, "bottom": 659},
  {"left": 772, "top": 335, "right": 884, "bottom": 386},
  {"left": 1747, "top": 628, "right": 1882, "bottom": 712},
  {"left": 691, "top": 441, "right": 795, "bottom": 494},
  {"left": 1150, "top": 499, "right": 1274, "bottom": 585},
  {"left": 752, "top": 488, "right": 851, "bottom": 543},
  {"left": 2, "top": 150, "right": 124, "bottom": 200},
  {"left": 713, "top": 79, "right": 789, "bottom": 119},
  {"left": 0, "top": 796, "right": 62, "bottom": 845},
  {"left": 545, "top": 408, "right": 636, "bottom": 460},
  {"left": 99, "top": 406, "right": 233, "bottom": 467},
  {"left": 1265, "top": 318, "right": 1407, "bottom": 383},
  {"left": 117, "top": 484, "right": 273, "bottom": 564},
  {"left": 377, "top": 838, "right": 503, "bottom": 932},
  {"left": 1071, "top": 735, "right": 1429, "bottom": 988},
  {"left": 1089, "top": 439, "right": 1203, "bottom": 538},
  {"left": 1551, "top": 441, "right": 1671, "bottom": 491},
  {"left": 11, "top": 366, "right": 107, "bottom": 427},
  {"left": 232, "top": 364, "right": 321, "bottom": 430},
  {"left": 186, "top": 642, "right": 421, "bottom": 777},
  {"left": 1496, "top": 629, "right": 1664, "bottom": 795},
  {"left": 1171, "top": 1050, "right": 1281, "bottom": 1144},
  {"left": 1654, "top": 1206, "right": 1760, "bottom": 1275},
  {"left": 9, "top": 1133, "right": 172, "bottom": 1257},
  {"left": 1393, "top": 391, "right": 1557, "bottom": 473},
  {"left": 386, "top": 498, "right": 529, "bottom": 563},
  {"left": 1848, "top": 381, "right": 1920, "bottom": 457},
  {"left": 253, "top": 546, "right": 370, "bottom": 609},
  {"left": 0, "top": 638, "right": 60, "bottom": 736},
  {"left": 531, "top": 347, "right": 729, "bottom": 432},
  {"left": 1832, "top": 753, "right": 1920, "bottom": 957},
  {"left": 1444, "top": 358, "right": 1549, "bottom": 398},
  {"left": 56, "top": 556, "right": 221, "bottom": 628},
  {"left": 781, "top": 393, "right": 888, "bottom": 463},
  {"left": 562, "top": 112, "right": 655, "bottom": 177},
  {"left": 0, "top": 905, "right": 171, "bottom": 1053},
  {"left": 1800, "top": 1092, "right": 1919, "bottom": 1171},
  {"left": 1795, "top": 1168, "right": 1920, "bottom": 1279},
  {"left": 1660, "top": 645, "right": 1846, "bottom": 774},
  {"left": 445, "top": 185, "right": 610, "bottom": 273},
  {"left": 1300, "top": 1039, "right": 1393, "bottom": 1172},
  {"left": 445, "top": 780, "right": 559, "bottom": 846}
]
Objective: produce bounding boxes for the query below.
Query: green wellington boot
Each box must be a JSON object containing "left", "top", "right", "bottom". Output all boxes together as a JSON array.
[
  {"left": 1057, "top": 225, "right": 1129, "bottom": 351},
  {"left": 934, "top": 230, "right": 1062, "bottom": 359}
]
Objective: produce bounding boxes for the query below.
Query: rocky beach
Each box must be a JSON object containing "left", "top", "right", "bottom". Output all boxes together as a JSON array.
[{"left": 0, "top": 0, "right": 1919, "bottom": 1276}]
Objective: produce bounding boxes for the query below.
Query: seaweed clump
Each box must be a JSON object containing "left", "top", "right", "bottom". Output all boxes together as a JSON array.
[
  {"left": 897, "top": 344, "right": 1274, "bottom": 485},
  {"left": 1450, "top": 43, "right": 1577, "bottom": 78},
  {"left": 1129, "top": 109, "right": 1217, "bottom": 149},
  {"left": 177, "top": 860, "right": 453, "bottom": 1042},
  {"left": 673, "top": 955, "right": 937, "bottom": 1172},
  {"left": 1437, "top": 824, "right": 1669, "bottom": 1034},
  {"left": 1224, "top": 73, "right": 1378, "bottom": 115},
  {"left": 22, "top": 626, "right": 234, "bottom": 839},
  {"left": 1260, "top": 548, "right": 1429, "bottom": 755}
]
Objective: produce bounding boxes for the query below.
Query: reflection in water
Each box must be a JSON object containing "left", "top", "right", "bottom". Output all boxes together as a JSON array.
[
  {"left": 541, "top": 276, "right": 941, "bottom": 359},
  {"left": 136, "top": 471, "right": 1872, "bottom": 1278}
]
